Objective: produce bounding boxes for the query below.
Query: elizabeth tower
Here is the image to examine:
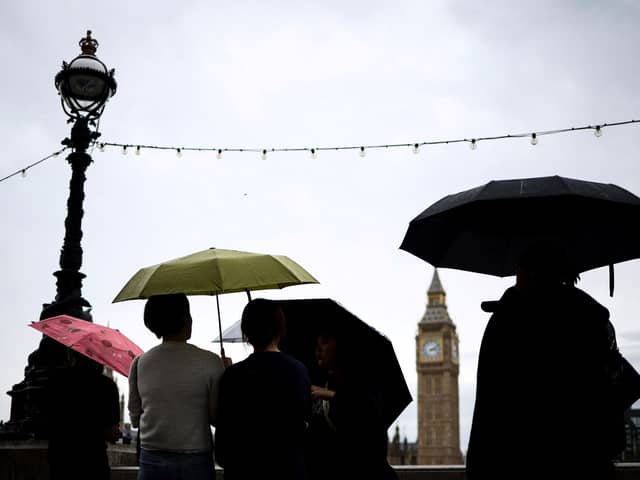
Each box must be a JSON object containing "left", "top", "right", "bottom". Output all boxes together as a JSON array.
[{"left": 416, "top": 269, "right": 463, "bottom": 464}]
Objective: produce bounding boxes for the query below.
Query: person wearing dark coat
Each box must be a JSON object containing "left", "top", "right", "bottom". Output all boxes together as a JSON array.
[
  {"left": 308, "top": 329, "right": 397, "bottom": 480},
  {"left": 466, "top": 242, "right": 625, "bottom": 480},
  {"left": 47, "top": 349, "right": 120, "bottom": 480},
  {"left": 214, "top": 299, "right": 311, "bottom": 480}
]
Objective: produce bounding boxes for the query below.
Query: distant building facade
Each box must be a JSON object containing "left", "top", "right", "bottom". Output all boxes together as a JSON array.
[
  {"left": 619, "top": 408, "right": 640, "bottom": 462},
  {"left": 388, "top": 424, "right": 417, "bottom": 465}
]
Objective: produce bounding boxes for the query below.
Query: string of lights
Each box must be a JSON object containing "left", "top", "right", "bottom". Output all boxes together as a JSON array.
[
  {"left": 0, "top": 148, "right": 68, "bottom": 184},
  {"left": 1, "top": 119, "right": 638, "bottom": 183},
  {"left": 97, "top": 119, "right": 639, "bottom": 159}
]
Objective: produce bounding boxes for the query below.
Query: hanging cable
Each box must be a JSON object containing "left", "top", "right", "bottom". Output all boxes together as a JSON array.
[
  {"left": 95, "top": 119, "right": 638, "bottom": 157},
  {"left": 0, "top": 148, "right": 68, "bottom": 184},
  {"left": 2, "top": 118, "right": 639, "bottom": 183}
]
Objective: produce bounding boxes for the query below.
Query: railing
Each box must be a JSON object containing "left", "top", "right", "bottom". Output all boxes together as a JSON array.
[{"left": 107, "top": 464, "right": 640, "bottom": 480}]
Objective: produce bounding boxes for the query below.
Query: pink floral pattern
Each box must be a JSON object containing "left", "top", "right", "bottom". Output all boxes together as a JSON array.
[{"left": 30, "top": 315, "right": 143, "bottom": 377}]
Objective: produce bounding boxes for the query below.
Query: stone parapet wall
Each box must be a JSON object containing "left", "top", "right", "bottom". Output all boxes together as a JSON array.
[
  {"left": 0, "top": 440, "right": 137, "bottom": 480},
  {"left": 2, "top": 442, "right": 640, "bottom": 480},
  {"left": 0, "top": 440, "right": 48, "bottom": 480}
]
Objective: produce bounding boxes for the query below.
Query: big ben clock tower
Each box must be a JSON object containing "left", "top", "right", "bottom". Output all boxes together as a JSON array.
[{"left": 416, "top": 269, "right": 463, "bottom": 465}]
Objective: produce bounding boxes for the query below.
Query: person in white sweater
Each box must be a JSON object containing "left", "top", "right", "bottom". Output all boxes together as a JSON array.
[{"left": 128, "top": 293, "right": 225, "bottom": 480}]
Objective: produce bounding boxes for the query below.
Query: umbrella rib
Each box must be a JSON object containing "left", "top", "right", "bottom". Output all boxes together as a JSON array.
[
  {"left": 113, "top": 263, "right": 163, "bottom": 302},
  {"left": 210, "top": 249, "right": 226, "bottom": 294},
  {"left": 271, "top": 256, "right": 296, "bottom": 287},
  {"left": 271, "top": 255, "right": 317, "bottom": 287},
  {"left": 556, "top": 175, "right": 572, "bottom": 196}
]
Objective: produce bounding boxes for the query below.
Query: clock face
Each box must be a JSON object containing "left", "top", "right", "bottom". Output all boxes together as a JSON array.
[{"left": 422, "top": 340, "right": 441, "bottom": 359}]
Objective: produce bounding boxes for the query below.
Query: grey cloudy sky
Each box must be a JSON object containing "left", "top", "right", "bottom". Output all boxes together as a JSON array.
[{"left": 2, "top": 0, "right": 640, "bottom": 453}]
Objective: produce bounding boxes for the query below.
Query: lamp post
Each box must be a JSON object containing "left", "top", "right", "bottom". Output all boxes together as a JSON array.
[{"left": 2, "top": 31, "right": 116, "bottom": 438}]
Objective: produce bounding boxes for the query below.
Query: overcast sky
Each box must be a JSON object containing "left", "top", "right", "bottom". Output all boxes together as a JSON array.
[{"left": 1, "top": 0, "right": 640, "bottom": 454}]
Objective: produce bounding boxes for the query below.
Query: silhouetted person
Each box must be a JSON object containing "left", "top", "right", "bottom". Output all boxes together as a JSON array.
[
  {"left": 214, "top": 298, "right": 311, "bottom": 480},
  {"left": 466, "top": 242, "right": 625, "bottom": 480},
  {"left": 47, "top": 348, "right": 120, "bottom": 480},
  {"left": 128, "top": 293, "right": 225, "bottom": 480},
  {"left": 308, "top": 327, "right": 397, "bottom": 480}
]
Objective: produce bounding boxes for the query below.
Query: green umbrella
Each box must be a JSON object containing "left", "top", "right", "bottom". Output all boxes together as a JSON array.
[{"left": 113, "top": 247, "right": 319, "bottom": 357}]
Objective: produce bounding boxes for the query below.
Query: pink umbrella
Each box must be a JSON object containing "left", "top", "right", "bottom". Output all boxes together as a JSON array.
[{"left": 30, "top": 314, "right": 143, "bottom": 377}]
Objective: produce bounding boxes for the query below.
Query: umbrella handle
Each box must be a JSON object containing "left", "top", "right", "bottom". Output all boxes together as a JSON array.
[
  {"left": 609, "top": 264, "right": 615, "bottom": 297},
  {"left": 245, "top": 290, "right": 252, "bottom": 301},
  {"left": 216, "top": 295, "right": 225, "bottom": 359}
]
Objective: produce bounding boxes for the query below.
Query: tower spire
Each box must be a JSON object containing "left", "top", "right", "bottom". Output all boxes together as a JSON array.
[
  {"left": 428, "top": 268, "right": 444, "bottom": 294},
  {"left": 424, "top": 268, "right": 448, "bottom": 314}
]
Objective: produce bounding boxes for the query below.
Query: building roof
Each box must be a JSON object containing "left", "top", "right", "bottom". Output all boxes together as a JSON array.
[{"left": 421, "top": 305, "right": 451, "bottom": 324}]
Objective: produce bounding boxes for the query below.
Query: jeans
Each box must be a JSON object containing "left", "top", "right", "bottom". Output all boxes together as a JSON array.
[{"left": 139, "top": 448, "right": 215, "bottom": 480}]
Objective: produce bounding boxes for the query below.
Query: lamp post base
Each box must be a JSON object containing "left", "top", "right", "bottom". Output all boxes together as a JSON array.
[{"left": 1, "top": 296, "right": 92, "bottom": 439}]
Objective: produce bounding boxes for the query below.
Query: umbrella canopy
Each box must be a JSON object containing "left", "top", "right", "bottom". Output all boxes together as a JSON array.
[
  {"left": 30, "top": 315, "right": 143, "bottom": 377},
  {"left": 113, "top": 247, "right": 319, "bottom": 300},
  {"left": 213, "top": 319, "right": 244, "bottom": 344},
  {"left": 217, "top": 298, "right": 412, "bottom": 429},
  {"left": 113, "top": 247, "right": 319, "bottom": 357},
  {"left": 400, "top": 175, "right": 640, "bottom": 278}
]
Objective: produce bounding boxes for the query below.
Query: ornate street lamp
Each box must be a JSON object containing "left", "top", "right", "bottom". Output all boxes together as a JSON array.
[
  {"left": 55, "top": 30, "right": 117, "bottom": 123},
  {"left": 2, "top": 31, "right": 116, "bottom": 438},
  {"left": 48, "top": 30, "right": 116, "bottom": 320}
]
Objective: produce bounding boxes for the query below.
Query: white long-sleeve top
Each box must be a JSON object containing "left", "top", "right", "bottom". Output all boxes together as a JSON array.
[{"left": 128, "top": 341, "right": 224, "bottom": 452}]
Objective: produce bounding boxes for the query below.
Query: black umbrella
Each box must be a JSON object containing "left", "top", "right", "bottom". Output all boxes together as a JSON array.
[
  {"left": 400, "top": 175, "right": 640, "bottom": 289},
  {"left": 278, "top": 298, "right": 412, "bottom": 430},
  {"left": 216, "top": 298, "right": 412, "bottom": 429}
]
